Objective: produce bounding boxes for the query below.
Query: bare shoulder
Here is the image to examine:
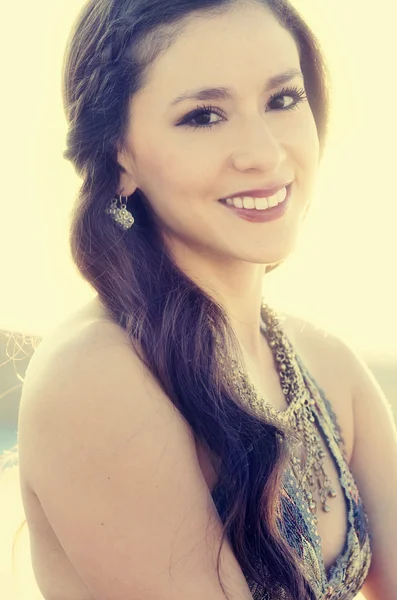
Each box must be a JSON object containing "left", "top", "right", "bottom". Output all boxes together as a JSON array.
[
  {"left": 281, "top": 311, "right": 345, "bottom": 352},
  {"left": 280, "top": 311, "right": 356, "bottom": 463},
  {"left": 21, "top": 296, "right": 141, "bottom": 398},
  {"left": 18, "top": 295, "right": 189, "bottom": 489},
  {"left": 17, "top": 296, "right": 253, "bottom": 600},
  {"left": 280, "top": 310, "right": 357, "bottom": 384}
]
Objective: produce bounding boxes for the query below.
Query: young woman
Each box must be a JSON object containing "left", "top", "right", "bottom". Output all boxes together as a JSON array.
[{"left": 13, "top": 1, "right": 397, "bottom": 599}]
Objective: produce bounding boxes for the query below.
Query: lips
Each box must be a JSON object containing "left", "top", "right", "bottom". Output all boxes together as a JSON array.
[
  {"left": 220, "top": 181, "right": 293, "bottom": 200},
  {"left": 219, "top": 183, "right": 293, "bottom": 223},
  {"left": 219, "top": 183, "right": 292, "bottom": 206}
]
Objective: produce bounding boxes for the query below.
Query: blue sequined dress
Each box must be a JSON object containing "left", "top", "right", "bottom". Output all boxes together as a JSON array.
[{"left": 211, "top": 341, "right": 372, "bottom": 600}]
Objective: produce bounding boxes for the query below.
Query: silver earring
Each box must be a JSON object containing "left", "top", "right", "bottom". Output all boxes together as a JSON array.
[{"left": 105, "top": 195, "right": 135, "bottom": 230}]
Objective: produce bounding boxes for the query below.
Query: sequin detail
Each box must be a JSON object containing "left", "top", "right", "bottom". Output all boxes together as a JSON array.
[{"left": 211, "top": 333, "right": 372, "bottom": 600}]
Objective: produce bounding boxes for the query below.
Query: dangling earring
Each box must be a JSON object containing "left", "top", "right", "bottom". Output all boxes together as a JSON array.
[{"left": 105, "top": 195, "right": 135, "bottom": 230}]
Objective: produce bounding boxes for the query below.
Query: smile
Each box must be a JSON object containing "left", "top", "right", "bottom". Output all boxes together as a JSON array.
[{"left": 218, "top": 184, "right": 292, "bottom": 223}]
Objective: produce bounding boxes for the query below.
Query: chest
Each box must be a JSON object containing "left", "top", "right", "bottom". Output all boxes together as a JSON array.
[
  {"left": 195, "top": 337, "right": 355, "bottom": 575},
  {"left": 241, "top": 329, "right": 355, "bottom": 465}
]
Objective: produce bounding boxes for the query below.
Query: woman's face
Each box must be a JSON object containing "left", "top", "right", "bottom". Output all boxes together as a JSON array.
[{"left": 119, "top": 1, "right": 320, "bottom": 268}]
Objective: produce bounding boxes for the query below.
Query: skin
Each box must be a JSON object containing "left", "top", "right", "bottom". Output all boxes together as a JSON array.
[{"left": 117, "top": 0, "right": 320, "bottom": 364}]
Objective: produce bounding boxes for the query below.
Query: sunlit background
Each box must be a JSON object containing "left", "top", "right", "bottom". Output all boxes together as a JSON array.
[{"left": 1, "top": 0, "right": 396, "bottom": 598}]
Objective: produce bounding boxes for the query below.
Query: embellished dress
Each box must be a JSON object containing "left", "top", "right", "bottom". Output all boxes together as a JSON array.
[{"left": 211, "top": 340, "right": 373, "bottom": 600}]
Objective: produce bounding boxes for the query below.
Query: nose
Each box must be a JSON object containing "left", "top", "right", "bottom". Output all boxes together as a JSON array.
[{"left": 230, "top": 117, "right": 287, "bottom": 172}]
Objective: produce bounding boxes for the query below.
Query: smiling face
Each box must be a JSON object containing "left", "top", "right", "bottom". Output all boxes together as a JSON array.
[{"left": 118, "top": 1, "right": 320, "bottom": 268}]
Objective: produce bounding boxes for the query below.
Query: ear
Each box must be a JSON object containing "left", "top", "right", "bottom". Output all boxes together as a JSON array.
[{"left": 116, "top": 147, "right": 139, "bottom": 197}]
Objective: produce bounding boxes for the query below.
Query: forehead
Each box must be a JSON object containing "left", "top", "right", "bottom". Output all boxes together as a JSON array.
[{"left": 142, "top": 3, "right": 300, "bottom": 99}]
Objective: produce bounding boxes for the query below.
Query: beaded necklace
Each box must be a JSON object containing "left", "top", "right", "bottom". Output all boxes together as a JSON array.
[{"left": 222, "top": 302, "right": 338, "bottom": 520}]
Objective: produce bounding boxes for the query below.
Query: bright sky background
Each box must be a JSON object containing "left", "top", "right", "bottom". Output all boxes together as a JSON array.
[{"left": 1, "top": 0, "right": 396, "bottom": 360}]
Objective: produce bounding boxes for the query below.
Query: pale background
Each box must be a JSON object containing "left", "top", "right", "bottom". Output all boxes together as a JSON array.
[{"left": 1, "top": 0, "right": 396, "bottom": 598}]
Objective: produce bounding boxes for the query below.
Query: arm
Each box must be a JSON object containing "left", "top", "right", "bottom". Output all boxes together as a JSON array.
[
  {"left": 338, "top": 341, "right": 397, "bottom": 600},
  {"left": 18, "top": 321, "right": 253, "bottom": 600}
]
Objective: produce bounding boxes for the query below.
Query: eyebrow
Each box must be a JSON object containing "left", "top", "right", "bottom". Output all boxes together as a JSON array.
[{"left": 169, "top": 68, "right": 304, "bottom": 107}]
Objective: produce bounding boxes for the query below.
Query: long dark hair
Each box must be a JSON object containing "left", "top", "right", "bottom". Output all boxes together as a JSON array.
[{"left": 7, "top": 1, "right": 331, "bottom": 597}]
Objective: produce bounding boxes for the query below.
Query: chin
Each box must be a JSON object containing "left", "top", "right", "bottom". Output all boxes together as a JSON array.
[{"left": 254, "top": 243, "right": 297, "bottom": 266}]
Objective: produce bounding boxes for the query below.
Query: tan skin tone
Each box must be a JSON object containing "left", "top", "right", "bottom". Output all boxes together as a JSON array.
[
  {"left": 19, "top": 3, "right": 397, "bottom": 599},
  {"left": 116, "top": 2, "right": 320, "bottom": 371}
]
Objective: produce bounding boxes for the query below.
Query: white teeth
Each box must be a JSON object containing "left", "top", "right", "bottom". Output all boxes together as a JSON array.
[
  {"left": 243, "top": 197, "right": 255, "bottom": 209},
  {"left": 254, "top": 197, "right": 269, "bottom": 210},
  {"left": 224, "top": 187, "right": 287, "bottom": 210},
  {"left": 267, "top": 194, "right": 279, "bottom": 208},
  {"left": 277, "top": 187, "right": 288, "bottom": 204}
]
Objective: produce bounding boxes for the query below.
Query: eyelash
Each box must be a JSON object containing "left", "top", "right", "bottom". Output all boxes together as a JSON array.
[{"left": 178, "top": 85, "right": 308, "bottom": 131}]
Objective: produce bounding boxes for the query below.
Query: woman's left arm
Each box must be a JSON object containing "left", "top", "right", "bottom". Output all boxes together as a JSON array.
[{"left": 342, "top": 342, "right": 397, "bottom": 600}]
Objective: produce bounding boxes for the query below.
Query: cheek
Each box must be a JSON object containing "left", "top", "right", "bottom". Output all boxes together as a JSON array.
[
  {"left": 287, "top": 114, "right": 320, "bottom": 205},
  {"left": 147, "top": 147, "right": 214, "bottom": 199},
  {"left": 298, "top": 110, "right": 320, "bottom": 165},
  {"left": 136, "top": 148, "right": 201, "bottom": 224}
]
